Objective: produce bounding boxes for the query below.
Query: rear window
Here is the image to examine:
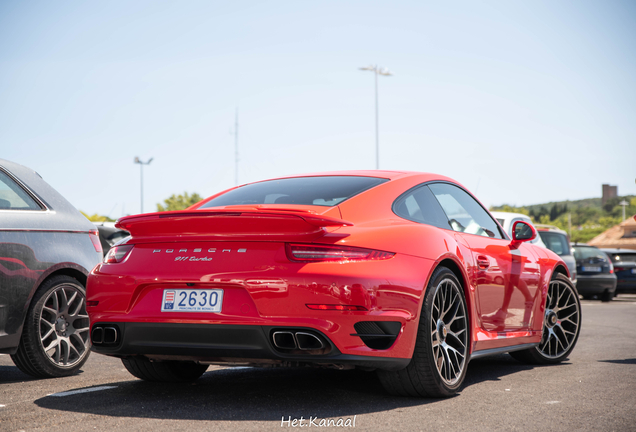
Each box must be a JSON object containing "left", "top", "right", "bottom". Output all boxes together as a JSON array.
[
  {"left": 606, "top": 252, "right": 636, "bottom": 263},
  {"left": 572, "top": 246, "right": 605, "bottom": 260},
  {"left": 199, "top": 176, "right": 388, "bottom": 208},
  {"left": 539, "top": 231, "right": 571, "bottom": 256}
]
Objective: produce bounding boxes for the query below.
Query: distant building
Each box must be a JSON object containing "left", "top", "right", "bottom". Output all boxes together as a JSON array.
[
  {"left": 588, "top": 218, "right": 636, "bottom": 251},
  {"left": 602, "top": 184, "right": 617, "bottom": 205}
]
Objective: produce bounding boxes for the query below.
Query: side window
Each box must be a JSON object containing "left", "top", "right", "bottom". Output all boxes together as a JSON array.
[
  {"left": 428, "top": 183, "right": 503, "bottom": 239},
  {"left": 393, "top": 185, "right": 451, "bottom": 229},
  {"left": 0, "top": 170, "right": 41, "bottom": 210}
]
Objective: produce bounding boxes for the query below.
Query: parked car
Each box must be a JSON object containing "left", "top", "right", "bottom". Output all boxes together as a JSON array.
[
  {"left": 601, "top": 248, "right": 636, "bottom": 294},
  {"left": 87, "top": 171, "right": 579, "bottom": 397},
  {"left": 0, "top": 159, "right": 103, "bottom": 377},
  {"left": 571, "top": 243, "right": 617, "bottom": 301},
  {"left": 93, "top": 221, "right": 130, "bottom": 255},
  {"left": 490, "top": 211, "right": 547, "bottom": 248},
  {"left": 536, "top": 224, "right": 577, "bottom": 285}
]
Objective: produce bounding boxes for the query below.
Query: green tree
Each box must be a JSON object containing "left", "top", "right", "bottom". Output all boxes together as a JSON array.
[
  {"left": 157, "top": 192, "right": 203, "bottom": 212},
  {"left": 80, "top": 211, "right": 115, "bottom": 222}
]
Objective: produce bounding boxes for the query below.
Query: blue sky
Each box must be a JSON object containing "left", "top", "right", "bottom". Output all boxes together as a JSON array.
[{"left": 1, "top": 1, "right": 634, "bottom": 217}]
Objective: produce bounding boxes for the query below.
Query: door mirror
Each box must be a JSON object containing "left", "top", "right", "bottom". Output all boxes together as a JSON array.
[{"left": 512, "top": 221, "right": 536, "bottom": 242}]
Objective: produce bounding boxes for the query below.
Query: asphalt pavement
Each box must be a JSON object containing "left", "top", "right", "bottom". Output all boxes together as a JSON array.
[{"left": 1, "top": 295, "right": 635, "bottom": 432}]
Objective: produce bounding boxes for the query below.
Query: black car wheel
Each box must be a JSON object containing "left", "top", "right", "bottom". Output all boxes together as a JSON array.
[
  {"left": 378, "top": 267, "right": 468, "bottom": 397},
  {"left": 11, "top": 275, "right": 91, "bottom": 377},
  {"left": 122, "top": 356, "right": 209, "bottom": 382},
  {"left": 510, "top": 273, "right": 581, "bottom": 364}
]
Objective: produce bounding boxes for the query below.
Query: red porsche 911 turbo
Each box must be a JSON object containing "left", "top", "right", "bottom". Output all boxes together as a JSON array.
[{"left": 87, "top": 171, "right": 581, "bottom": 397}]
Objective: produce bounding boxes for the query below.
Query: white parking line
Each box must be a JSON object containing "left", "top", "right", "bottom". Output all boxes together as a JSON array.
[{"left": 47, "top": 385, "right": 118, "bottom": 397}]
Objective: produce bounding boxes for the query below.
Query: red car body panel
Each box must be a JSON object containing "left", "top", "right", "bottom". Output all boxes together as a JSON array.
[{"left": 87, "top": 171, "right": 567, "bottom": 368}]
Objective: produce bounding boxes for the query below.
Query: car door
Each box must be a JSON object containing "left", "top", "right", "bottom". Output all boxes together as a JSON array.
[{"left": 428, "top": 183, "right": 541, "bottom": 333}]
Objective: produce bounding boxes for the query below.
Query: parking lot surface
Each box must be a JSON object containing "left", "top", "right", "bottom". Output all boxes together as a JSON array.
[{"left": 2, "top": 295, "right": 635, "bottom": 432}]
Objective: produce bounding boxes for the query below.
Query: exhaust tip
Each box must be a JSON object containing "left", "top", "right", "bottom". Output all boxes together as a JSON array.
[
  {"left": 91, "top": 324, "right": 121, "bottom": 347},
  {"left": 91, "top": 327, "right": 104, "bottom": 344},
  {"left": 295, "top": 332, "right": 325, "bottom": 350},
  {"left": 104, "top": 327, "right": 118, "bottom": 344},
  {"left": 272, "top": 331, "right": 297, "bottom": 349}
]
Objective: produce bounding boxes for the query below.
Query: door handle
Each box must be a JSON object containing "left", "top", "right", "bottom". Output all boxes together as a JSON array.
[{"left": 477, "top": 255, "right": 490, "bottom": 270}]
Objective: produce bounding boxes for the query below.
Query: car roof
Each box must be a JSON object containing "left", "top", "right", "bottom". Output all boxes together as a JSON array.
[
  {"left": 490, "top": 211, "right": 532, "bottom": 220},
  {"left": 247, "top": 170, "right": 456, "bottom": 183},
  {"left": 535, "top": 224, "right": 567, "bottom": 234},
  {"left": 0, "top": 158, "right": 96, "bottom": 231},
  {"left": 601, "top": 248, "right": 636, "bottom": 254}
]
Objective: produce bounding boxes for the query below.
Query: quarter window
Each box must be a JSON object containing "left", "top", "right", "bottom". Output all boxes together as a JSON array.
[
  {"left": 0, "top": 170, "right": 41, "bottom": 210},
  {"left": 429, "top": 183, "right": 502, "bottom": 239},
  {"left": 393, "top": 185, "right": 451, "bottom": 229}
]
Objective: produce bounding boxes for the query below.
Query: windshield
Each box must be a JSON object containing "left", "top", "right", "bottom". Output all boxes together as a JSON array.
[
  {"left": 199, "top": 176, "right": 388, "bottom": 208},
  {"left": 539, "top": 232, "right": 571, "bottom": 256},
  {"left": 572, "top": 246, "right": 605, "bottom": 261}
]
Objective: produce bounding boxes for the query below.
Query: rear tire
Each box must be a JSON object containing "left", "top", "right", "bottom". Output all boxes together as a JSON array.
[
  {"left": 601, "top": 289, "right": 613, "bottom": 302},
  {"left": 11, "top": 275, "right": 91, "bottom": 378},
  {"left": 122, "top": 357, "right": 208, "bottom": 382},
  {"left": 510, "top": 273, "right": 581, "bottom": 365},
  {"left": 378, "top": 267, "right": 468, "bottom": 397}
]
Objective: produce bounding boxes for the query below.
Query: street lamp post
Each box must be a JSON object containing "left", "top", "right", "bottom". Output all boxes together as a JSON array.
[
  {"left": 359, "top": 64, "right": 393, "bottom": 170},
  {"left": 134, "top": 157, "right": 153, "bottom": 213}
]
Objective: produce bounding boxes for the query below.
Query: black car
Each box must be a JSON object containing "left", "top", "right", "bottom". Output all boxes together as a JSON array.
[
  {"left": 93, "top": 222, "right": 130, "bottom": 255},
  {"left": 602, "top": 248, "right": 636, "bottom": 295},
  {"left": 0, "top": 159, "right": 103, "bottom": 377},
  {"left": 571, "top": 244, "right": 617, "bottom": 302}
]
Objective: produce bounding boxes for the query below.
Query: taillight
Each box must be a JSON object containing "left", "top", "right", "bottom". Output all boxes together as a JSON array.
[
  {"left": 609, "top": 262, "right": 614, "bottom": 274},
  {"left": 286, "top": 243, "right": 394, "bottom": 262},
  {"left": 89, "top": 230, "right": 102, "bottom": 253},
  {"left": 104, "top": 244, "right": 134, "bottom": 263},
  {"left": 614, "top": 266, "right": 624, "bottom": 272}
]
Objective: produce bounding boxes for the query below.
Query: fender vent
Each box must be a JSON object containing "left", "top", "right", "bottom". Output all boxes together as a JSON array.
[{"left": 352, "top": 321, "right": 401, "bottom": 350}]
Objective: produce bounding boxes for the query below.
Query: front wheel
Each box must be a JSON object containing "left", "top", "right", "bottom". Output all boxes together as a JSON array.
[
  {"left": 378, "top": 267, "right": 468, "bottom": 397},
  {"left": 510, "top": 273, "right": 581, "bottom": 364}
]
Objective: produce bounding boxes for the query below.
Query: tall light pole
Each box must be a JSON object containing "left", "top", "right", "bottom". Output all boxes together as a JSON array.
[
  {"left": 619, "top": 199, "right": 629, "bottom": 221},
  {"left": 359, "top": 64, "right": 393, "bottom": 169},
  {"left": 134, "top": 157, "right": 153, "bottom": 213},
  {"left": 234, "top": 108, "right": 239, "bottom": 186}
]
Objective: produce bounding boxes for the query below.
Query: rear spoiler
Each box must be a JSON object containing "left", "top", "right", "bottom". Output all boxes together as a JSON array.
[{"left": 115, "top": 208, "right": 353, "bottom": 242}]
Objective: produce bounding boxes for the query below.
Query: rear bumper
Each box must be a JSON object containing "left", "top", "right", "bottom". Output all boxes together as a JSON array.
[
  {"left": 616, "top": 278, "right": 636, "bottom": 293},
  {"left": 90, "top": 322, "right": 410, "bottom": 371},
  {"left": 576, "top": 274, "right": 617, "bottom": 295}
]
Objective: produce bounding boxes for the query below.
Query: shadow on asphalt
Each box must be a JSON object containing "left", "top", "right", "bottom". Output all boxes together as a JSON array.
[
  {"left": 0, "top": 364, "right": 37, "bottom": 383},
  {"left": 598, "top": 358, "right": 636, "bottom": 365},
  {"left": 33, "top": 353, "right": 541, "bottom": 421}
]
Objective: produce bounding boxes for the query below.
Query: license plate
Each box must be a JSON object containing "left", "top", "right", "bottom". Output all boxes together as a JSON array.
[
  {"left": 161, "top": 289, "right": 223, "bottom": 312},
  {"left": 582, "top": 266, "right": 601, "bottom": 272},
  {"left": 632, "top": 268, "right": 636, "bottom": 274}
]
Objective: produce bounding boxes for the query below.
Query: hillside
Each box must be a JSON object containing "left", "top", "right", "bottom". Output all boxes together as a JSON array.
[{"left": 491, "top": 195, "right": 636, "bottom": 243}]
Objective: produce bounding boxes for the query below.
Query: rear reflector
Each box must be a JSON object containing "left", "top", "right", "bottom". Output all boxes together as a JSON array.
[
  {"left": 306, "top": 304, "right": 368, "bottom": 311},
  {"left": 89, "top": 230, "right": 102, "bottom": 253},
  {"left": 287, "top": 243, "right": 394, "bottom": 262},
  {"left": 104, "top": 244, "right": 134, "bottom": 263}
]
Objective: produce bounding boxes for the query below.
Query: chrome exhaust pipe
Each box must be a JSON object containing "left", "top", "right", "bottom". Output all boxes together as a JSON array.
[
  {"left": 295, "top": 332, "right": 325, "bottom": 350},
  {"left": 91, "top": 327, "right": 104, "bottom": 344},
  {"left": 104, "top": 327, "right": 118, "bottom": 344},
  {"left": 273, "top": 331, "right": 297, "bottom": 349}
]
